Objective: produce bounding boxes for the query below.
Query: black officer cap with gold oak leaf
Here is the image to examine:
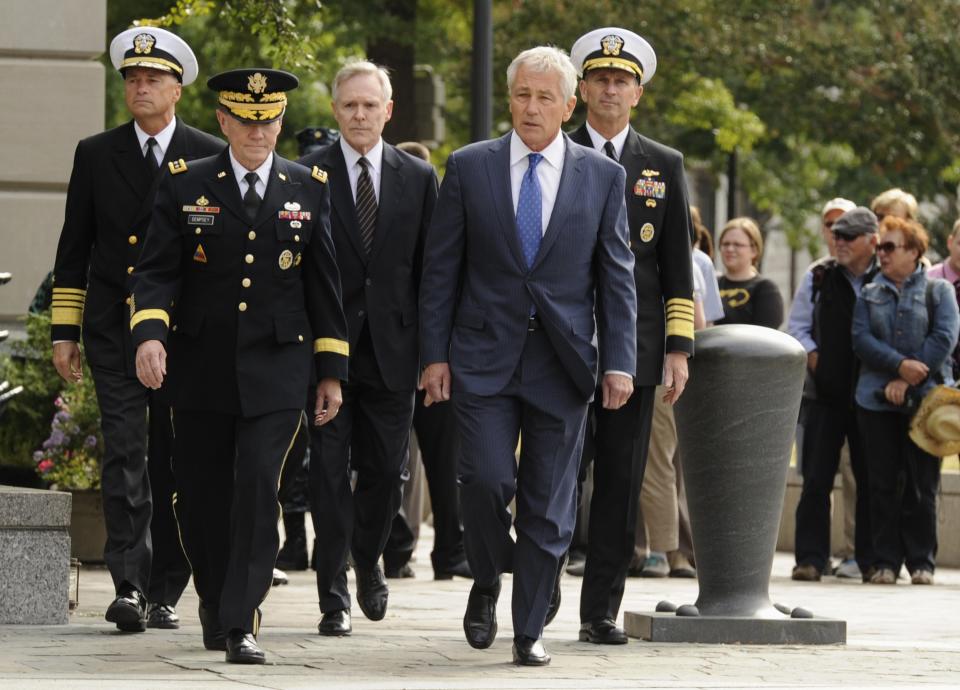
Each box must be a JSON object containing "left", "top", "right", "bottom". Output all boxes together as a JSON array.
[{"left": 207, "top": 68, "right": 299, "bottom": 123}]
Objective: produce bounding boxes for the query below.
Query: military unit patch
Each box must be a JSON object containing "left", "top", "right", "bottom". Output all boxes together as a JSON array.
[
  {"left": 193, "top": 243, "right": 208, "bottom": 263},
  {"left": 634, "top": 178, "right": 666, "bottom": 199}
]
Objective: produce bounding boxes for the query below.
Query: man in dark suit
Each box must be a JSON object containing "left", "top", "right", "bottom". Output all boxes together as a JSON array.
[
  {"left": 297, "top": 61, "right": 438, "bottom": 637},
  {"left": 131, "top": 68, "right": 349, "bottom": 664},
  {"left": 567, "top": 28, "right": 695, "bottom": 645},
  {"left": 50, "top": 27, "right": 223, "bottom": 633},
  {"left": 420, "top": 46, "right": 637, "bottom": 666}
]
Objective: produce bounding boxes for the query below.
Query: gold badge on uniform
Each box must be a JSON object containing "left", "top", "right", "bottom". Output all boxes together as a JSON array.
[
  {"left": 193, "top": 243, "right": 208, "bottom": 263},
  {"left": 640, "top": 222, "right": 655, "bottom": 243},
  {"left": 278, "top": 172, "right": 287, "bottom": 181},
  {"left": 217, "top": 171, "right": 227, "bottom": 179},
  {"left": 278, "top": 249, "right": 294, "bottom": 270},
  {"left": 196, "top": 195, "right": 209, "bottom": 206},
  {"left": 133, "top": 33, "right": 155, "bottom": 54},
  {"left": 641, "top": 169, "right": 660, "bottom": 177},
  {"left": 600, "top": 34, "right": 624, "bottom": 56},
  {"left": 294, "top": 252, "right": 302, "bottom": 266},
  {"left": 311, "top": 166, "right": 328, "bottom": 183},
  {"left": 646, "top": 199, "right": 657, "bottom": 208},
  {"left": 248, "top": 72, "right": 268, "bottom": 94}
]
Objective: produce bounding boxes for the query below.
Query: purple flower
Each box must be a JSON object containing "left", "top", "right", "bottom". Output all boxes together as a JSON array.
[
  {"left": 48, "top": 429, "right": 65, "bottom": 447},
  {"left": 54, "top": 410, "right": 71, "bottom": 425},
  {"left": 84, "top": 435, "right": 98, "bottom": 448}
]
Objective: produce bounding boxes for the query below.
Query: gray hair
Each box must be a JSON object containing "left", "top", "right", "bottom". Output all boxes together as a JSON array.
[
  {"left": 506, "top": 46, "right": 578, "bottom": 101},
  {"left": 332, "top": 60, "right": 393, "bottom": 103}
]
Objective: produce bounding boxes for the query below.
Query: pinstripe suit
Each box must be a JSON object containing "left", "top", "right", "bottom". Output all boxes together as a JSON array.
[{"left": 420, "top": 131, "right": 637, "bottom": 639}]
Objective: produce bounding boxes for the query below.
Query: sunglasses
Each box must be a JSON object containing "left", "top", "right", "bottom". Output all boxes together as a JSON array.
[
  {"left": 832, "top": 230, "right": 861, "bottom": 242},
  {"left": 876, "top": 241, "right": 904, "bottom": 254}
]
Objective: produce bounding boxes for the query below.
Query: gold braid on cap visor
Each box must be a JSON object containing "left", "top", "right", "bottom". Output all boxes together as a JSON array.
[
  {"left": 219, "top": 91, "right": 287, "bottom": 121},
  {"left": 582, "top": 56, "right": 643, "bottom": 80},
  {"left": 120, "top": 56, "right": 183, "bottom": 76}
]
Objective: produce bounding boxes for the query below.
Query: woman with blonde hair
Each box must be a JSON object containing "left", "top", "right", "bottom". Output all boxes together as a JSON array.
[{"left": 716, "top": 217, "right": 784, "bottom": 328}]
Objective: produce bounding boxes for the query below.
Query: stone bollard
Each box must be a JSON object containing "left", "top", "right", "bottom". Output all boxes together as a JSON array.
[{"left": 624, "top": 325, "right": 845, "bottom": 644}]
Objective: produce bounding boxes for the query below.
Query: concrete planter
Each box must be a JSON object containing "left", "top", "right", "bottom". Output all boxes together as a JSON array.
[{"left": 68, "top": 489, "right": 105, "bottom": 564}]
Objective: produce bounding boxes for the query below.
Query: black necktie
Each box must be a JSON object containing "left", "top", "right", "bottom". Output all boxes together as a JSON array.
[
  {"left": 603, "top": 141, "right": 618, "bottom": 162},
  {"left": 243, "top": 172, "right": 261, "bottom": 221},
  {"left": 356, "top": 157, "right": 378, "bottom": 254},
  {"left": 145, "top": 137, "right": 160, "bottom": 171}
]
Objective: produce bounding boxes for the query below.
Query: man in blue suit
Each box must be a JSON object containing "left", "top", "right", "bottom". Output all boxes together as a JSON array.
[{"left": 419, "top": 46, "right": 637, "bottom": 666}]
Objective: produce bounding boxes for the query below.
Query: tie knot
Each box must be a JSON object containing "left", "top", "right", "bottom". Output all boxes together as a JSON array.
[
  {"left": 146, "top": 136, "right": 158, "bottom": 149},
  {"left": 527, "top": 153, "right": 543, "bottom": 169},
  {"left": 244, "top": 171, "right": 259, "bottom": 186},
  {"left": 358, "top": 157, "right": 370, "bottom": 171},
  {"left": 603, "top": 141, "right": 617, "bottom": 160}
]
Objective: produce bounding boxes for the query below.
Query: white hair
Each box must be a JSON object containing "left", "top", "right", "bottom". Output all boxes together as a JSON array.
[
  {"left": 332, "top": 60, "right": 392, "bottom": 103},
  {"left": 506, "top": 46, "right": 578, "bottom": 101}
]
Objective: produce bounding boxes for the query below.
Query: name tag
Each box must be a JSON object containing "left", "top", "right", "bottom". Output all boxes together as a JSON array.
[{"left": 188, "top": 214, "right": 215, "bottom": 225}]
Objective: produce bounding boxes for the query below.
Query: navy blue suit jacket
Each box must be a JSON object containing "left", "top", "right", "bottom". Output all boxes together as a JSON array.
[{"left": 420, "top": 132, "right": 637, "bottom": 400}]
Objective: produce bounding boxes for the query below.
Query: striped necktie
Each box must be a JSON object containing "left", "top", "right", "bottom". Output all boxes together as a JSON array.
[{"left": 356, "top": 157, "right": 378, "bottom": 254}]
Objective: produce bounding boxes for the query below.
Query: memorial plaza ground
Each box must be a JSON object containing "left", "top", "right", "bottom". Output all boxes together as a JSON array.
[{"left": 0, "top": 523, "right": 957, "bottom": 689}]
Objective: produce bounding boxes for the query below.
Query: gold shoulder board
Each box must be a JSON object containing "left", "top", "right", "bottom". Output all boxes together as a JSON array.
[
  {"left": 311, "top": 166, "right": 328, "bottom": 183},
  {"left": 168, "top": 159, "right": 188, "bottom": 175}
]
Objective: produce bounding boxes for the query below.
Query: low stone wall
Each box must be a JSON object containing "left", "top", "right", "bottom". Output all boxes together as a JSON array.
[{"left": 0, "top": 484, "right": 71, "bottom": 624}]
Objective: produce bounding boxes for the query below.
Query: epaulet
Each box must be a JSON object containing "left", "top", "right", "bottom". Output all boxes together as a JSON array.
[
  {"left": 168, "top": 158, "right": 188, "bottom": 175},
  {"left": 311, "top": 166, "right": 328, "bottom": 183}
]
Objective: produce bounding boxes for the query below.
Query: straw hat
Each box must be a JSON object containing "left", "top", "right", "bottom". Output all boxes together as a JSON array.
[{"left": 909, "top": 385, "right": 960, "bottom": 457}]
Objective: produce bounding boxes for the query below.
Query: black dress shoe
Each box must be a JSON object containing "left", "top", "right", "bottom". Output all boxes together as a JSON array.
[
  {"left": 354, "top": 564, "right": 389, "bottom": 621},
  {"left": 272, "top": 567, "right": 289, "bottom": 586},
  {"left": 544, "top": 551, "right": 568, "bottom": 627},
  {"left": 463, "top": 579, "right": 500, "bottom": 649},
  {"left": 146, "top": 603, "right": 180, "bottom": 629},
  {"left": 384, "top": 563, "right": 415, "bottom": 579},
  {"left": 434, "top": 559, "right": 472, "bottom": 580},
  {"left": 225, "top": 629, "right": 265, "bottom": 664},
  {"left": 318, "top": 609, "right": 352, "bottom": 636},
  {"left": 105, "top": 587, "right": 147, "bottom": 632},
  {"left": 512, "top": 635, "right": 551, "bottom": 666},
  {"left": 198, "top": 604, "right": 226, "bottom": 651},
  {"left": 579, "top": 618, "right": 628, "bottom": 645}
]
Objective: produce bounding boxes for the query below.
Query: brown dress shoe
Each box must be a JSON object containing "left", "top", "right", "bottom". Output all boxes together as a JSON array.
[{"left": 791, "top": 563, "right": 821, "bottom": 582}]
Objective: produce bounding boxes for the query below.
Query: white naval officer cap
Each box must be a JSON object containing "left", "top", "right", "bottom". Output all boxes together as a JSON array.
[
  {"left": 570, "top": 27, "right": 657, "bottom": 85},
  {"left": 109, "top": 26, "right": 199, "bottom": 86}
]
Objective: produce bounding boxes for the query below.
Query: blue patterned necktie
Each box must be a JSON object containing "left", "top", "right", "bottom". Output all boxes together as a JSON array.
[{"left": 516, "top": 153, "right": 543, "bottom": 268}]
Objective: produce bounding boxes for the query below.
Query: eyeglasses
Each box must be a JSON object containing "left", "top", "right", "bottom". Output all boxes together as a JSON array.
[
  {"left": 720, "top": 241, "right": 752, "bottom": 250},
  {"left": 876, "top": 241, "right": 904, "bottom": 254},
  {"left": 833, "top": 230, "right": 861, "bottom": 242}
]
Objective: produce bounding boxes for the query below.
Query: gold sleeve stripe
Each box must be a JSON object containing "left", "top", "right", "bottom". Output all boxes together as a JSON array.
[
  {"left": 667, "top": 321, "right": 695, "bottom": 340},
  {"left": 666, "top": 304, "right": 695, "bottom": 317},
  {"left": 666, "top": 298, "right": 695, "bottom": 308},
  {"left": 52, "top": 287, "right": 87, "bottom": 296},
  {"left": 51, "top": 297, "right": 85, "bottom": 306},
  {"left": 129, "top": 308, "right": 170, "bottom": 330},
  {"left": 313, "top": 337, "right": 349, "bottom": 356},
  {"left": 51, "top": 307, "right": 83, "bottom": 326}
]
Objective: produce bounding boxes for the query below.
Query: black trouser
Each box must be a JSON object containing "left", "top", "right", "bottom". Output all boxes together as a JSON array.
[
  {"left": 171, "top": 407, "right": 303, "bottom": 633},
  {"left": 309, "top": 327, "right": 414, "bottom": 612},
  {"left": 580, "top": 384, "right": 655, "bottom": 625},
  {"left": 794, "top": 400, "right": 874, "bottom": 573},
  {"left": 856, "top": 407, "right": 940, "bottom": 574},
  {"left": 90, "top": 366, "right": 153, "bottom": 594}
]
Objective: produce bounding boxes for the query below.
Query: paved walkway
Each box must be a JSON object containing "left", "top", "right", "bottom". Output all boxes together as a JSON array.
[{"left": 1, "top": 527, "right": 958, "bottom": 689}]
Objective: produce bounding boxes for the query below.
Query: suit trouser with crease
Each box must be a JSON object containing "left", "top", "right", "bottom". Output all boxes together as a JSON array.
[
  {"left": 455, "top": 328, "right": 588, "bottom": 640},
  {"left": 171, "top": 408, "right": 303, "bottom": 634}
]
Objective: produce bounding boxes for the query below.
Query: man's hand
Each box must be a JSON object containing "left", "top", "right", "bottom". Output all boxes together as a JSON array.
[
  {"left": 52, "top": 341, "right": 83, "bottom": 384},
  {"left": 315, "top": 378, "right": 343, "bottom": 426},
  {"left": 419, "top": 362, "right": 451, "bottom": 406},
  {"left": 898, "top": 359, "right": 929, "bottom": 387},
  {"left": 661, "top": 352, "right": 689, "bottom": 405},
  {"left": 601, "top": 373, "right": 633, "bottom": 410},
  {"left": 807, "top": 350, "right": 819, "bottom": 374},
  {"left": 884, "top": 378, "right": 910, "bottom": 406},
  {"left": 135, "top": 340, "right": 167, "bottom": 390}
]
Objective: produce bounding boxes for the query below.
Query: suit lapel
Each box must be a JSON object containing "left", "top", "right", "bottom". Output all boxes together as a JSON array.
[
  {"left": 205, "top": 149, "right": 246, "bottom": 221},
  {"left": 368, "top": 144, "right": 403, "bottom": 264},
  {"left": 485, "top": 132, "right": 527, "bottom": 271},
  {"left": 327, "top": 145, "right": 368, "bottom": 262},
  {"left": 132, "top": 117, "right": 188, "bottom": 225},
  {"left": 253, "top": 153, "right": 298, "bottom": 228},
  {"left": 619, "top": 128, "right": 648, "bottom": 201},
  {"left": 113, "top": 121, "right": 153, "bottom": 206},
  {"left": 532, "top": 133, "right": 582, "bottom": 270}
]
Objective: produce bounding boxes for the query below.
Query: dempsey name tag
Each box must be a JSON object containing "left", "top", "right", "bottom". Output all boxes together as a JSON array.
[{"left": 188, "top": 214, "right": 215, "bottom": 225}]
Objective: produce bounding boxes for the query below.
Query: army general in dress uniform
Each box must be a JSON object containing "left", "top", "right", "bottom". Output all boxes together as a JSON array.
[
  {"left": 131, "top": 68, "right": 349, "bottom": 664},
  {"left": 50, "top": 27, "right": 223, "bottom": 633}
]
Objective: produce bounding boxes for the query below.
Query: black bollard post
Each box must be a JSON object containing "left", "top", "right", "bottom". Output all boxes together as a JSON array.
[{"left": 624, "top": 325, "right": 846, "bottom": 644}]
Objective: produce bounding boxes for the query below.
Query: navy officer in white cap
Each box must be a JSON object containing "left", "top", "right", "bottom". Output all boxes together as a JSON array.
[
  {"left": 562, "top": 27, "right": 695, "bottom": 645},
  {"left": 51, "top": 26, "right": 223, "bottom": 633}
]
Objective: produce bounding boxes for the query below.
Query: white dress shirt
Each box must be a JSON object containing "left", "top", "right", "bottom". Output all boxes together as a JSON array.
[
  {"left": 229, "top": 148, "right": 273, "bottom": 199},
  {"left": 134, "top": 118, "right": 177, "bottom": 167},
  {"left": 584, "top": 121, "right": 630, "bottom": 160},
  {"left": 340, "top": 137, "right": 384, "bottom": 204},
  {"left": 510, "top": 130, "right": 565, "bottom": 235}
]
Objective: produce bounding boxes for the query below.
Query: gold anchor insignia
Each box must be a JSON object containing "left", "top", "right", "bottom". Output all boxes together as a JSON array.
[
  {"left": 133, "top": 33, "right": 155, "bottom": 54},
  {"left": 196, "top": 195, "right": 209, "bottom": 206},
  {"left": 601, "top": 34, "right": 624, "bottom": 56},
  {"left": 642, "top": 169, "right": 661, "bottom": 177},
  {"left": 248, "top": 72, "right": 268, "bottom": 94}
]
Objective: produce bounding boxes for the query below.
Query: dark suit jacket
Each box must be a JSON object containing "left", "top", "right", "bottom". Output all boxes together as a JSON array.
[
  {"left": 130, "top": 150, "right": 349, "bottom": 417},
  {"left": 298, "top": 142, "right": 438, "bottom": 391},
  {"left": 420, "top": 132, "right": 637, "bottom": 400},
  {"left": 51, "top": 118, "right": 224, "bottom": 374},
  {"left": 570, "top": 124, "right": 694, "bottom": 386}
]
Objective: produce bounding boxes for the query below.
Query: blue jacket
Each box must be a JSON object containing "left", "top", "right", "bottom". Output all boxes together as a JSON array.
[{"left": 852, "top": 266, "right": 959, "bottom": 412}]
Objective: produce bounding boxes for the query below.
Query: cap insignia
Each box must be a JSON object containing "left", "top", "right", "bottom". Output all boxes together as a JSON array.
[
  {"left": 248, "top": 72, "right": 268, "bottom": 94},
  {"left": 133, "top": 33, "right": 155, "bottom": 55},
  {"left": 196, "top": 195, "right": 209, "bottom": 206},
  {"left": 601, "top": 34, "right": 624, "bottom": 57}
]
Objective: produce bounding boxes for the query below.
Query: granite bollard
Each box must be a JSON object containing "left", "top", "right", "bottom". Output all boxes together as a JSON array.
[{"left": 625, "top": 325, "right": 846, "bottom": 644}]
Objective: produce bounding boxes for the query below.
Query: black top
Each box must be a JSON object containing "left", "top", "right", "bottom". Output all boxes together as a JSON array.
[{"left": 717, "top": 274, "right": 784, "bottom": 329}]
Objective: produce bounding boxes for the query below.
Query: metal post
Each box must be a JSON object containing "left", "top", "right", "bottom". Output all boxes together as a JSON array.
[{"left": 470, "top": 0, "right": 492, "bottom": 143}]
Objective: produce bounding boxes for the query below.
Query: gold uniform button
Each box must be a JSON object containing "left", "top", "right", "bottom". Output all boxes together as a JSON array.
[
  {"left": 172, "top": 325, "right": 178, "bottom": 332},
  {"left": 127, "top": 266, "right": 134, "bottom": 274},
  {"left": 245, "top": 254, "right": 254, "bottom": 264},
  {"left": 195, "top": 227, "right": 202, "bottom": 235},
  {"left": 128, "top": 235, "right": 138, "bottom": 245},
  {"left": 242, "top": 278, "right": 251, "bottom": 288},
  {"left": 238, "top": 302, "right": 247, "bottom": 312},
  {"left": 248, "top": 230, "right": 256, "bottom": 240},
  {"left": 125, "top": 297, "right": 131, "bottom": 305},
  {"left": 294, "top": 234, "right": 301, "bottom": 242},
  {"left": 298, "top": 334, "right": 304, "bottom": 342}
]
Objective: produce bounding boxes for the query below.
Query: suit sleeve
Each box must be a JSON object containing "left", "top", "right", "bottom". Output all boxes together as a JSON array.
[
  {"left": 596, "top": 165, "right": 638, "bottom": 376},
  {"left": 50, "top": 141, "right": 95, "bottom": 342},
  {"left": 413, "top": 167, "right": 440, "bottom": 295},
  {"left": 659, "top": 153, "right": 695, "bottom": 355},
  {"left": 304, "top": 177, "right": 350, "bottom": 380},
  {"left": 129, "top": 172, "right": 183, "bottom": 345},
  {"left": 419, "top": 152, "right": 466, "bottom": 366}
]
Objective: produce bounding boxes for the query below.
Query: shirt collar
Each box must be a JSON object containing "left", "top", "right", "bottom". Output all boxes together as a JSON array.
[
  {"left": 340, "top": 137, "right": 384, "bottom": 174},
  {"left": 134, "top": 117, "right": 177, "bottom": 156},
  {"left": 510, "top": 130, "right": 565, "bottom": 171},
  {"left": 942, "top": 261, "right": 960, "bottom": 283},
  {"left": 228, "top": 147, "right": 273, "bottom": 187},
  {"left": 584, "top": 121, "right": 630, "bottom": 159}
]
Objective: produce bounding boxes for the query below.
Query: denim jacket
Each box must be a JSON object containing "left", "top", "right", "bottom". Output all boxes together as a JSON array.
[{"left": 852, "top": 266, "right": 959, "bottom": 412}]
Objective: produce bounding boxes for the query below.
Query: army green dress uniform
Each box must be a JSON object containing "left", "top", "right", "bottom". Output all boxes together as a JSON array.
[
  {"left": 130, "top": 69, "right": 349, "bottom": 642},
  {"left": 568, "top": 28, "right": 695, "bottom": 635},
  {"left": 50, "top": 27, "right": 223, "bottom": 626}
]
